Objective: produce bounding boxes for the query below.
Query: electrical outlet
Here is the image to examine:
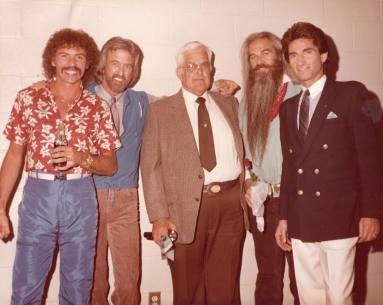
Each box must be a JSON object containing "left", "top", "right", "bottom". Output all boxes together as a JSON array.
[{"left": 149, "top": 291, "right": 161, "bottom": 305}]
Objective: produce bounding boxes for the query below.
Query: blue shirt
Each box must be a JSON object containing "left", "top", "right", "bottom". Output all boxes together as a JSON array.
[{"left": 87, "top": 83, "right": 149, "bottom": 189}]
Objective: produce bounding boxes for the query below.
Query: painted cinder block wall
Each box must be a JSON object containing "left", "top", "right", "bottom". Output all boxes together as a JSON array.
[{"left": 0, "top": 0, "right": 382, "bottom": 304}]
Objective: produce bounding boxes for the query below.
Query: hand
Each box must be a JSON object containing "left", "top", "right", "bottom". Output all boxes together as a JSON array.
[
  {"left": 0, "top": 212, "right": 11, "bottom": 241},
  {"left": 152, "top": 218, "right": 176, "bottom": 245},
  {"left": 275, "top": 220, "right": 292, "bottom": 251},
  {"left": 51, "top": 146, "right": 83, "bottom": 171},
  {"left": 244, "top": 179, "right": 253, "bottom": 208},
  {"left": 215, "top": 79, "right": 240, "bottom": 97},
  {"left": 358, "top": 217, "right": 380, "bottom": 243}
]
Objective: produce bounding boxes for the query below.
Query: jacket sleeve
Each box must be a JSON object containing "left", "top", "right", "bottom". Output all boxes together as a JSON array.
[
  {"left": 279, "top": 103, "right": 293, "bottom": 220},
  {"left": 350, "top": 83, "right": 383, "bottom": 218},
  {"left": 140, "top": 104, "right": 170, "bottom": 222}
]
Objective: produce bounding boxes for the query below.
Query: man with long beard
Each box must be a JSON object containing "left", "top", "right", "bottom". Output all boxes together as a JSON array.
[{"left": 239, "top": 32, "right": 300, "bottom": 305}]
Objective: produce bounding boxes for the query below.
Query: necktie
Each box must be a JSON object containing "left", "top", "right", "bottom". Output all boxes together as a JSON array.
[
  {"left": 110, "top": 97, "right": 120, "bottom": 134},
  {"left": 298, "top": 89, "right": 310, "bottom": 138},
  {"left": 196, "top": 97, "right": 216, "bottom": 171}
]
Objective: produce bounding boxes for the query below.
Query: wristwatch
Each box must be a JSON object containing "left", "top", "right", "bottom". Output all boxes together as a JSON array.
[{"left": 83, "top": 154, "right": 94, "bottom": 169}]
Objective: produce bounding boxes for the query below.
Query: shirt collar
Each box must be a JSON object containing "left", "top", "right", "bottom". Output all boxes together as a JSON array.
[
  {"left": 95, "top": 84, "right": 125, "bottom": 105},
  {"left": 301, "top": 75, "right": 327, "bottom": 99},
  {"left": 182, "top": 88, "right": 209, "bottom": 106}
]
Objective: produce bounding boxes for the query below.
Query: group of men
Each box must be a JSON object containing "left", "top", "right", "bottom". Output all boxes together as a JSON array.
[{"left": 0, "top": 20, "right": 381, "bottom": 305}]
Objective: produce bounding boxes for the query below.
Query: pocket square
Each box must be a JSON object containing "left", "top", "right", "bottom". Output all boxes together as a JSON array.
[{"left": 326, "top": 111, "right": 338, "bottom": 119}]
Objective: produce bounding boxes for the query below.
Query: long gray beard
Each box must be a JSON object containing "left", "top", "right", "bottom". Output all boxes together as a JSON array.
[{"left": 245, "top": 64, "right": 283, "bottom": 160}]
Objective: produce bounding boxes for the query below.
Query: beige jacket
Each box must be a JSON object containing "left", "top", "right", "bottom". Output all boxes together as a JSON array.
[{"left": 141, "top": 89, "right": 249, "bottom": 244}]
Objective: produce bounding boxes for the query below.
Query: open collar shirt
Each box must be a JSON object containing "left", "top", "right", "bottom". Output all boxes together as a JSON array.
[
  {"left": 95, "top": 84, "right": 125, "bottom": 135},
  {"left": 4, "top": 80, "right": 121, "bottom": 174}
]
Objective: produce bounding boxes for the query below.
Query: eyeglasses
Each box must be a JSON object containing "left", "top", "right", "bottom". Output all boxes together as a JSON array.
[{"left": 182, "top": 62, "right": 211, "bottom": 73}]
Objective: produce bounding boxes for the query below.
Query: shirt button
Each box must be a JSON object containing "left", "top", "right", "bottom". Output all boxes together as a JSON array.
[
  {"left": 289, "top": 148, "right": 293, "bottom": 154},
  {"left": 314, "top": 168, "right": 320, "bottom": 174},
  {"left": 198, "top": 174, "right": 203, "bottom": 179},
  {"left": 315, "top": 191, "right": 321, "bottom": 197},
  {"left": 195, "top": 198, "right": 199, "bottom": 202},
  {"left": 297, "top": 190, "right": 303, "bottom": 196},
  {"left": 322, "top": 144, "right": 329, "bottom": 150},
  {"left": 297, "top": 168, "right": 303, "bottom": 174}
]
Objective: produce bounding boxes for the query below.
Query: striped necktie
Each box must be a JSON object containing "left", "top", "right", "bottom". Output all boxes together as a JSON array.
[{"left": 298, "top": 89, "right": 310, "bottom": 138}]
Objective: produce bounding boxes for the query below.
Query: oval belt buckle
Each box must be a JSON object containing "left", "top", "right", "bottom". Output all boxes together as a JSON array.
[{"left": 209, "top": 184, "right": 221, "bottom": 194}]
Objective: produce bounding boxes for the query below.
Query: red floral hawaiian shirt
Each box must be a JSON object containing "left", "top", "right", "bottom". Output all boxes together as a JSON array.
[{"left": 4, "top": 81, "right": 121, "bottom": 174}]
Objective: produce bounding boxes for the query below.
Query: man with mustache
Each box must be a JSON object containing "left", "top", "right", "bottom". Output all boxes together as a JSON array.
[
  {"left": 85, "top": 37, "right": 235, "bottom": 305},
  {"left": 239, "top": 32, "right": 300, "bottom": 305},
  {"left": 0, "top": 28, "right": 119, "bottom": 304},
  {"left": 86, "top": 36, "right": 148, "bottom": 305}
]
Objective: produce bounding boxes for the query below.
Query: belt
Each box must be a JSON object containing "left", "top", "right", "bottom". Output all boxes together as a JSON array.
[
  {"left": 28, "top": 171, "right": 90, "bottom": 181},
  {"left": 203, "top": 178, "right": 239, "bottom": 195}
]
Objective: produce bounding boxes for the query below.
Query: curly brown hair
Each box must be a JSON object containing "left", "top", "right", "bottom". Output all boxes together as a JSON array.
[
  {"left": 282, "top": 22, "right": 329, "bottom": 63},
  {"left": 42, "top": 28, "right": 100, "bottom": 86}
]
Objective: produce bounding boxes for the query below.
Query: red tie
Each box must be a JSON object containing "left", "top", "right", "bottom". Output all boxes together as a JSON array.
[{"left": 196, "top": 97, "right": 217, "bottom": 171}]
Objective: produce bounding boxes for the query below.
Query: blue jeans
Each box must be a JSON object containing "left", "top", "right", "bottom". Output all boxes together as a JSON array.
[{"left": 11, "top": 176, "right": 98, "bottom": 305}]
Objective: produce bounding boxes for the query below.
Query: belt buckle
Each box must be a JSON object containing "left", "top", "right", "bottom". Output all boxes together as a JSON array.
[
  {"left": 207, "top": 184, "right": 221, "bottom": 195},
  {"left": 54, "top": 173, "right": 67, "bottom": 181}
]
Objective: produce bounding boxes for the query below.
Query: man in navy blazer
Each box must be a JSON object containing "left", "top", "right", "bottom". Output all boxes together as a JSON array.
[{"left": 275, "top": 22, "right": 383, "bottom": 305}]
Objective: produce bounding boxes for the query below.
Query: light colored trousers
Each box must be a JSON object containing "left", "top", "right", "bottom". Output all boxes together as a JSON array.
[{"left": 292, "top": 237, "right": 358, "bottom": 305}]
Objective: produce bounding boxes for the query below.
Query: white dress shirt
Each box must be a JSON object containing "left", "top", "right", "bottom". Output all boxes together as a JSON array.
[
  {"left": 297, "top": 75, "right": 327, "bottom": 127},
  {"left": 182, "top": 88, "right": 241, "bottom": 184}
]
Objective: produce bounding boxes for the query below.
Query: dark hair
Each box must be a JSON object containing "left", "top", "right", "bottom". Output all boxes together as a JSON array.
[
  {"left": 95, "top": 36, "right": 143, "bottom": 86},
  {"left": 282, "top": 22, "right": 329, "bottom": 63},
  {"left": 42, "top": 28, "right": 100, "bottom": 86}
]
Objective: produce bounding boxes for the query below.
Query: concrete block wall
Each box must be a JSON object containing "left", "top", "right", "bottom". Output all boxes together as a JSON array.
[{"left": 0, "top": 0, "right": 382, "bottom": 304}]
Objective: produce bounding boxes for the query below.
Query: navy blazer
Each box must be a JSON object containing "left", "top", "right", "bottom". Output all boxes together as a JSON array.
[{"left": 279, "top": 79, "right": 383, "bottom": 242}]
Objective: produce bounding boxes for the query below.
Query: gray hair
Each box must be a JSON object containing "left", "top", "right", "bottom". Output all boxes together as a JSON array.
[{"left": 175, "top": 41, "right": 213, "bottom": 67}]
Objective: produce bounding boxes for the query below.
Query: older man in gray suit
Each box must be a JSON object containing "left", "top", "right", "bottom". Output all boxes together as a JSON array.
[{"left": 141, "top": 41, "right": 248, "bottom": 305}]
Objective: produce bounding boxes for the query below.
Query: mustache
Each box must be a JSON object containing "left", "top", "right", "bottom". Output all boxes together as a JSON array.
[
  {"left": 112, "top": 74, "right": 127, "bottom": 81},
  {"left": 62, "top": 66, "right": 82, "bottom": 74},
  {"left": 253, "top": 63, "right": 275, "bottom": 72}
]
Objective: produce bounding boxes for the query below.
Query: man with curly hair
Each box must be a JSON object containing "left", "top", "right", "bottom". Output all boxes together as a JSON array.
[{"left": 0, "top": 28, "right": 120, "bottom": 305}]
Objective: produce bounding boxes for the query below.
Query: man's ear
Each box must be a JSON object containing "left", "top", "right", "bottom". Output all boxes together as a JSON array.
[
  {"left": 176, "top": 67, "right": 183, "bottom": 81},
  {"left": 320, "top": 52, "right": 328, "bottom": 64}
]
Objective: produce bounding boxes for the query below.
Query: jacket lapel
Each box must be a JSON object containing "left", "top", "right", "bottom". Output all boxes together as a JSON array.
[
  {"left": 297, "top": 79, "right": 336, "bottom": 165},
  {"left": 288, "top": 93, "right": 302, "bottom": 147},
  {"left": 210, "top": 92, "right": 243, "bottom": 159},
  {"left": 171, "top": 89, "right": 201, "bottom": 159}
]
